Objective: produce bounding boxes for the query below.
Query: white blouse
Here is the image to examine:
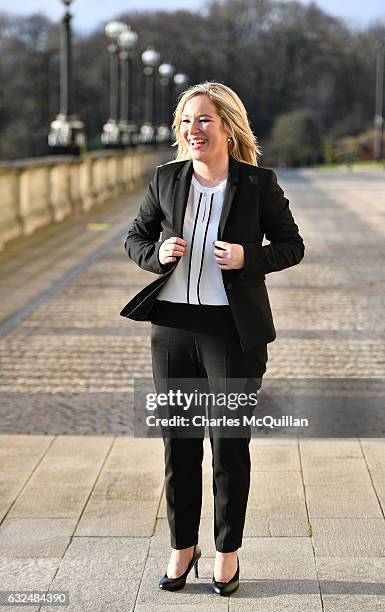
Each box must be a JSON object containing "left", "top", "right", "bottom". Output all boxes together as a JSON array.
[{"left": 156, "top": 174, "right": 229, "bottom": 305}]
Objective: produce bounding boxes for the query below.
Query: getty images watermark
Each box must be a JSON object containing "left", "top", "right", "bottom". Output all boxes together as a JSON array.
[
  {"left": 134, "top": 377, "right": 385, "bottom": 438},
  {"left": 144, "top": 389, "right": 309, "bottom": 430}
]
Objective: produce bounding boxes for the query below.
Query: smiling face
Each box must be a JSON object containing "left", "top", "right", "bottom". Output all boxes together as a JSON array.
[{"left": 179, "top": 95, "right": 230, "bottom": 165}]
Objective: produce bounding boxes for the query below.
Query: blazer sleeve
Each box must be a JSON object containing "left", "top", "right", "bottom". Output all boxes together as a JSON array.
[
  {"left": 238, "top": 169, "right": 305, "bottom": 279},
  {"left": 123, "top": 167, "right": 173, "bottom": 275}
]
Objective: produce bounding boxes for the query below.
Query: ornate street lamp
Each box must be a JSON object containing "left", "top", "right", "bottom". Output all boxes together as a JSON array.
[
  {"left": 174, "top": 73, "right": 189, "bottom": 96},
  {"left": 118, "top": 27, "right": 138, "bottom": 147},
  {"left": 48, "top": 0, "right": 86, "bottom": 155},
  {"left": 101, "top": 20, "right": 129, "bottom": 148},
  {"left": 374, "top": 40, "right": 384, "bottom": 161},
  {"left": 157, "top": 63, "right": 175, "bottom": 144},
  {"left": 140, "top": 47, "right": 161, "bottom": 144}
]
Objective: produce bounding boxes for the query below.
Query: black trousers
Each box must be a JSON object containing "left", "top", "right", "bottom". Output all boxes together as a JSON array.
[{"left": 150, "top": 323, "right": 268, "bottom": 552}]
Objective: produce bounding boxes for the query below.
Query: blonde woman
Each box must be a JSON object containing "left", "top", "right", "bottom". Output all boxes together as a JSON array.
[{"left": 121, "top": 81, "right": 304, "bottom": 595}]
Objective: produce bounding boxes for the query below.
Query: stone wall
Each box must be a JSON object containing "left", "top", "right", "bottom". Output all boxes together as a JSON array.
[{"left": 0, "top": 148, "right": 171, "bottom": 251}]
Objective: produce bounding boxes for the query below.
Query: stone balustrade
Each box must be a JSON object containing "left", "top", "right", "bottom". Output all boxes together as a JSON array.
[{"left": 0, "top": 147, "right": 171, "bottom": 251}]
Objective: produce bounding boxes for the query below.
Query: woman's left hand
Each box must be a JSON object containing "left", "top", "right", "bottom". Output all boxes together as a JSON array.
[{"left": 213, "top": 241, "right": 244, "bottom": 270}]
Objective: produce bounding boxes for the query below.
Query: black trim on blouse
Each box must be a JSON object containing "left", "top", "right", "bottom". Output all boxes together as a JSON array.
[
  {"left": 197, "top": 192, "right": 214, "bottom": 305},
  {"left": 187, "top": 192, "right": 203, "bottom": 304}
]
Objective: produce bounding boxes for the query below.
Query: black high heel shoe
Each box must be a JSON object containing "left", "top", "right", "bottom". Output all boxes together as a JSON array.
[
  {"left": 159, "top": 544, "right": 201, "bottom": 591},
  {"left": 212, "top": 557, "right": 239, "bottom": 596}
]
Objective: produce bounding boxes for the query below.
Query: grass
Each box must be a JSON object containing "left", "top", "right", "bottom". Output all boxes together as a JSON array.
[{"left": 315, "top": 159, "right": 385, "bottom": 170}]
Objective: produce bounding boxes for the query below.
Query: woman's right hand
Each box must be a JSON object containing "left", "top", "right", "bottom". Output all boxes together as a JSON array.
[{"left": 159, "top": 237, "right": 188, "bottom": 265}]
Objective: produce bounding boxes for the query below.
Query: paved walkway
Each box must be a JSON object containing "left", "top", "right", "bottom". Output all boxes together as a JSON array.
[{"left": 0, "top": 168, "right": 384, "bottom": 611}]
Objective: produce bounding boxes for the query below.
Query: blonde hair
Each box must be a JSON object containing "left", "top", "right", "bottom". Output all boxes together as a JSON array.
[{"left": 171, "top": 81, "right": 261, "bottom": 166}]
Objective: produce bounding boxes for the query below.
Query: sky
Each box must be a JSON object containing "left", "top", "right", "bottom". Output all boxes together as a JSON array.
[{"left": 0, "top": 0, "right": 383, "bottom": 33}]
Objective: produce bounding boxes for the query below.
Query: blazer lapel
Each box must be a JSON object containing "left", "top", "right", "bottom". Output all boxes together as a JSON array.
[
  {"left": 218, "top": 155, "right": 240, "bottom": 240},
  {"left": 172, "top": 160, "right": 194, "bottom": 237}
]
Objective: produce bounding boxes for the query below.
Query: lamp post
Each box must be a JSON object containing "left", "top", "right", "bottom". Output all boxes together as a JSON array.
[
  {"left": 118, "top": 27, "right": 138, "bottom": 147},
  {"left": 174, "top": 73, "right": 189, "bottom": 96},
  {"left": 140, "top": 47, "right": 161, "bottom": 144},
  {"left": 374, "top": 40, "right": 384, "bottom": 161},
  {"left": 157, "top": 63, "right": 175, "bottom": 144},
  {"left": 101, "top": 20, "right": 128, "bottom": 148},
  {"left": 48, "top": 0, "right": 85, "bottom": 154}
]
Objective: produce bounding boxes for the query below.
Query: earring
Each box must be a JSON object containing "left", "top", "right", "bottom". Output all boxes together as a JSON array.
[{"left": 228, "top": 137, "right": 232, "bottom": 142}]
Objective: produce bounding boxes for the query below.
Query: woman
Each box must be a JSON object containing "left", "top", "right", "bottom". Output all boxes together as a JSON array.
[{"left": 120, "top": 81, "right": 304, "bottom": 595}]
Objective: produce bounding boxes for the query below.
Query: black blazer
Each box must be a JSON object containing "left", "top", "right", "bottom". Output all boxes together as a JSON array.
[{"left": 120, "top": 155, "right": 304, "bottom": 352}]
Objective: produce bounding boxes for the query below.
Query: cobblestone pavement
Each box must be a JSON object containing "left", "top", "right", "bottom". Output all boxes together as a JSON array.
[{"left": 0, "top": 168, "right": 384, "bottom": 611}]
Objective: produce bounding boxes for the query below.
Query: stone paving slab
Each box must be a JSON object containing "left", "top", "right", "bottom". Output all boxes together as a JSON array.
[
  {"left": 88, "top": 469, "right": 164, "bottom": 503},
  {"left": 0, "top": 600, "right": 38, "bottom": 610},
  {"left": 242, "top": 510, "right": 271, "bottom": 537},
  {"left": 20, "top": 436, "right": 112, "bottom": 479},
  {"left": 41, "top": 537, "right": 148, "bottom": 612},
  {"left": 371, "top": 471, "right": 385, "bottom": 515},
  {"left": 75, "top": 499, "right": 160, "bottom": 537},
  {"left": 41, "top": 579, "right": 140, "bottom": 612},
  {"left": 73, "top": 468, "right": 164, "bottom": 536},
  {"left": 305, "top": 482, "right": 382, "bottom": 518},
  {"left": 50, "top": 536, "right": 148, "bottom": 582},
  {"left": 248, "top": 471, "right": 307, "bottom": 519},
  {"left": 229, "top": 591, "right": 323, "bottom": 611},
  {"left": 74, "top": 438, "right": 165, "bottom": 537},
  {"left": 0, "top": 518, "right": 76, "bottom": 558},
  {"left": 301, "top": 455, "right": 372, "bottom": 485},
  {"left": 8, "top": 483, "right": 93, "bottom": 520},
  {"left": 267, "top": 517, "right": 310, "bottom": 537},
  {"left": 134, "top": 605, "right": 228, "bottom": 612},
  {"left": 0, "top": 557, "right": 60, "bottom": 588},
  {"left": 235, "top": 537, "right": 317, "bottom": 579},
  {"left": 316, "top": 556, "right": 385, "bottom": 593},
  {"left": 361, "top": 440, "right": 385, "bottom": 472},
  {"left": 312, "top": 518, "right": 385, "bottom": 556},
  {"left": 0, "top": 471, "right": 31, "bottom": 522},
  {"left": 249, "top": 445, "right": 300, "bottom": 471},
  {"left": 106, "top": 438, "right": 165, "bottom": 472},
  {"left": 322, "top": 596, "right": 385, "bottom": 611},
  {"left": 299, "top": 439, "right": 363, "bottom": 458},
  {"left": 316, "top": 556, "right": 385, "bottom": 612},
  {"left": 0, "top": 557, "right": 60, "bottom": 612},
  {"left": 7, "top": 437, "right": 112, "bottom": 519},
  {"left": 0, "top": 435, "right": 53, "bottom": 471}
]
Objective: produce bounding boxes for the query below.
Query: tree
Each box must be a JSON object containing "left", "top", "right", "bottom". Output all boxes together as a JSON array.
[{"left": 269, "top": 109, "right": 322, "bottom": 166}]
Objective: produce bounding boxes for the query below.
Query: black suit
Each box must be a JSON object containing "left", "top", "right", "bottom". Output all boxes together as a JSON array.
[
  {"left": 121, "top": 155, "right": 304, "bottom": 552},
  {"left": 120, "top": 155, "right": 304, "bottom": 351}
]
